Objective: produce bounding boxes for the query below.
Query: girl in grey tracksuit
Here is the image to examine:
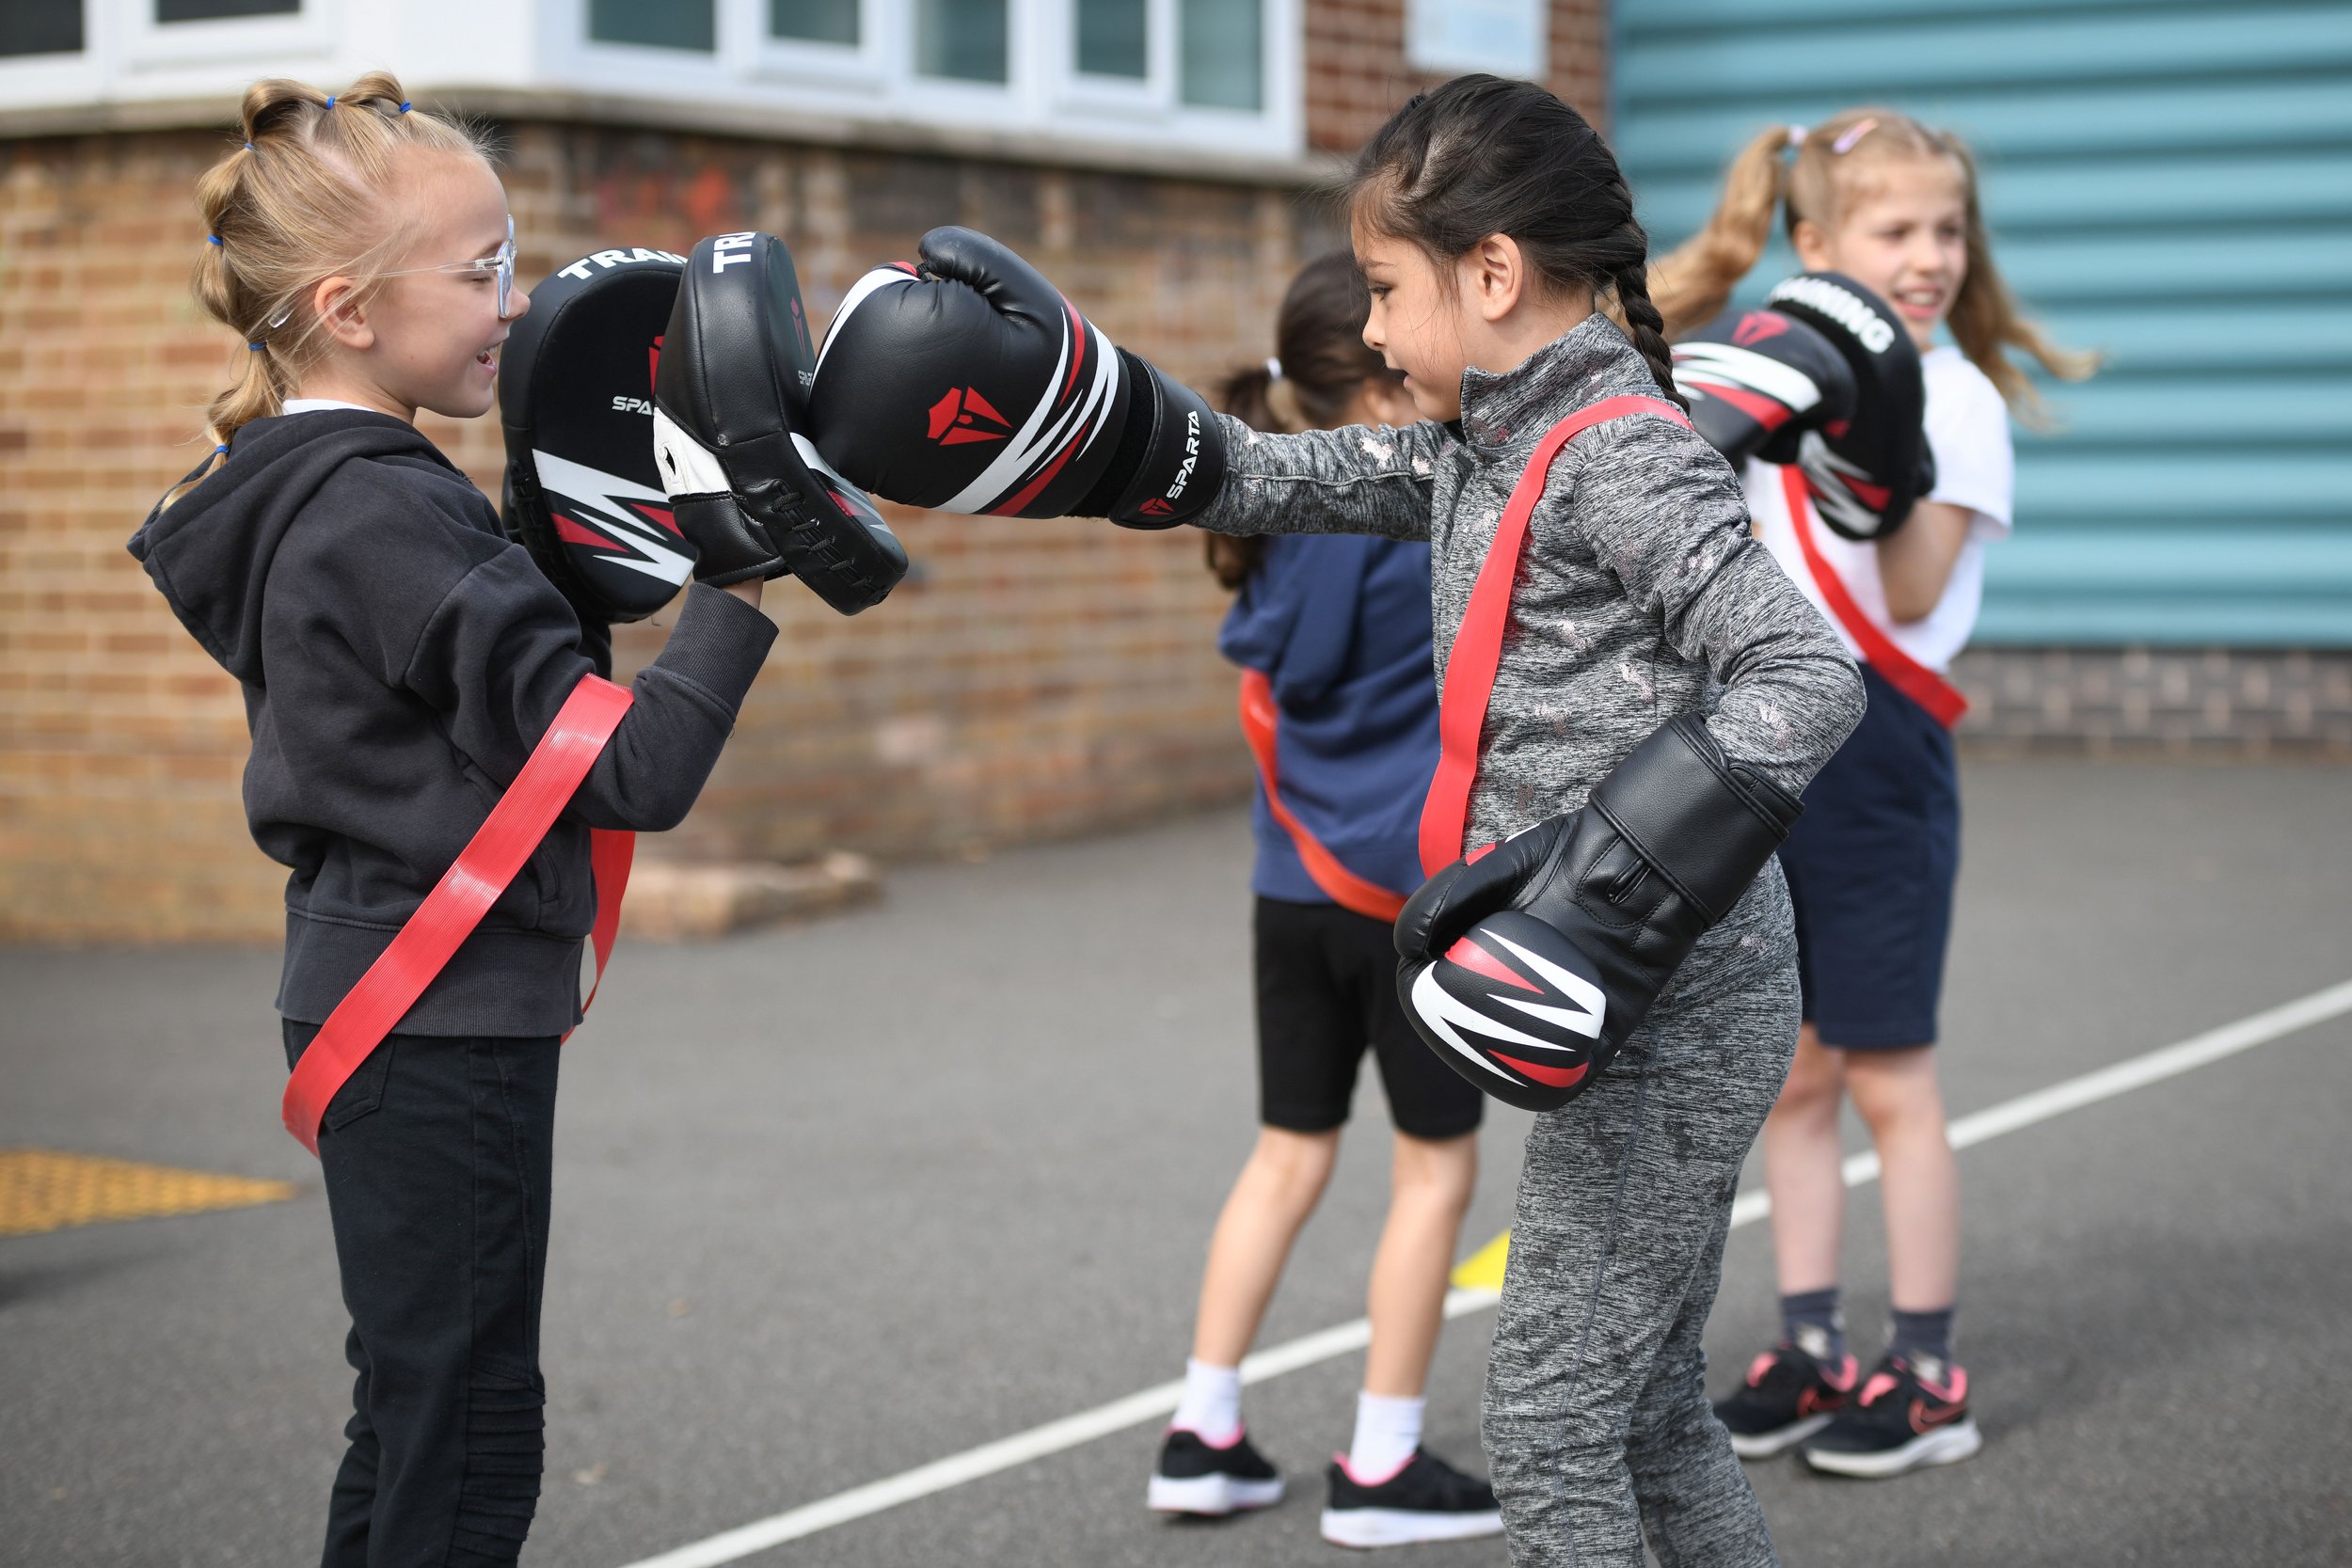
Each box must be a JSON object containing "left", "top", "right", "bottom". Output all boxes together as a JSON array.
[{"left": 1193, "top": 74, "right": 1865, "bottom": 1567}]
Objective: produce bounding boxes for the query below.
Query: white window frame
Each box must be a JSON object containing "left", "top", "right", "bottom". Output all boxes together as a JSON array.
[
  {"left": 125, "top": 0, "right": 338, "bottom": 69},
  {"left": 746, "top": 0, "right": 886, "bottom": 90},
  {"left": 0, "top": 0, "right": 104, "bottom": 108},
  {"left": 555, "top": 0, "right": 1299, "bottom": 164},
  {"left": 1049, "top": 0, "right": 1168, "bottom": 117}
]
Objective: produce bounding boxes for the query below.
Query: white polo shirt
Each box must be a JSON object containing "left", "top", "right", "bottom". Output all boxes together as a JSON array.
[{"left": 1746, "top": 346, "right": 2014, "bottom": 673}]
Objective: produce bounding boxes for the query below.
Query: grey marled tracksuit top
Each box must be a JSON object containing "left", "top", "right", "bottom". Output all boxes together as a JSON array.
[{"left": 1197, "top": 312, "right": 1866, "bottom": 984}]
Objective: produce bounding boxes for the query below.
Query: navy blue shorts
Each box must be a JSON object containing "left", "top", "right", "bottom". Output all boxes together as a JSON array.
[{"left": 1779, "top": 663, "right": 1961, "bottom": 1051}]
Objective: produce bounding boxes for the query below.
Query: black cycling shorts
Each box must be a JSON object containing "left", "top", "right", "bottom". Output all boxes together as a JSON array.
[{"left": 1253, "top": 895, "right": 1484, "bottom": 1141}]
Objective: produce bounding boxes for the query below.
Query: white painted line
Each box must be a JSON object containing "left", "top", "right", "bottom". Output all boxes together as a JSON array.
[{"left": 618, "top": 974, "right": 2352, "bottom": 1568}]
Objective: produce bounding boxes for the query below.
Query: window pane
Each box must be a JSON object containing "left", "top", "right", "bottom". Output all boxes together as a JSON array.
[
  {"left": 590, "top": 0, "right": 715, "bottom": 51},
  {"left": 0, "top": 0, "right": 83, "bottom": 55},
  {"left": 1076, "top": 0, "right": 1146, "bottom": 79},
  {"left": 1181, "top": 0, "right": 1261, "bottom": 110},
  {"left": 772, "top": 0, "right": 857, "bottom": 46},
  {"left": 157, "top": 0, "right": 299, "bottom": 18},
  {"left": 916, "top": 0, "right": 1006, "bottom": 82}
]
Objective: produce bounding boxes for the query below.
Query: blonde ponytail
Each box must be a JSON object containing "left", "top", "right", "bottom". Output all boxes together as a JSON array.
[
  {"left": 164, "top": 71, "right": 496, "bottom": 507},
  {"left": 1650, "top": 123, "right": 1792, "bottom": 339},
  {"left": 1939, "top": 138, "right": 2102, "bottom": 421}
]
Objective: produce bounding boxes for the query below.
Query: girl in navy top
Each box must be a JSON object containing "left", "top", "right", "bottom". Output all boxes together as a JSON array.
[{"left": 1149, "top": 253, "right": 1502, "bottom": 1549}]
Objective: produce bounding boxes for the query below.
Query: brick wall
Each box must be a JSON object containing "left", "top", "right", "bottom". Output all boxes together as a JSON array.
[
  {"left": 1951, "top": 647, "right": 2352, "bottom": 759},
  {"left": 1305, "top": 0, "right": 1609, "bottom": 153},
  {"left": 0, "top": 3, "right": 1613, "bottom": 944}
]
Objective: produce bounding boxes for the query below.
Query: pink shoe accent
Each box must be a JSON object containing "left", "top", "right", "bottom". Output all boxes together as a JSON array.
[
  {"left": 1170, "top": 1422, "right": 1247, "bottom": 1449},
  {"left": 1859, "top": 1371, "right": 1901, "bottom": 1405},
  {"left": 1334, "top": 1449, "right": 1416, "bottom": 1487},
  {"left": 1744, "top": 1352, "right": 1778, "bottom": 1386},
  {"left": 1822, "top": 1355, "right": 1859, "bottom": 1392}
]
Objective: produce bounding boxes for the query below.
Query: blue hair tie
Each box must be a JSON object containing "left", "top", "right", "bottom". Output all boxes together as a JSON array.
[
  {"left": 247, "top": 341, "right": 265, "bottom": 352},
  {"left": 206, "top": 233, "right": 222, "bottom": 245},
  {"left": 215, "top": 444, "right": 230, "bottom": 454},
  {"left": 398, "top": 101, "right": 412, "bottom": 114},
  {"left": 242, "top": 141, "right": 254, "bottom": 150},
  {"left": 324, "top": 95, "right": 336, "bottom": 109}
]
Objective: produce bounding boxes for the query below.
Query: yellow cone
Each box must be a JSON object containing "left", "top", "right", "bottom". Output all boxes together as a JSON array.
[{"left": 1451, "top": 1228, "right": 1511, "bottom": 1291}]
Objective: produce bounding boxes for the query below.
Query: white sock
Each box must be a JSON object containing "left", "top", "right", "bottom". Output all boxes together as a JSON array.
[
  {"left": 1348, "top": 1391, "right": 1424, "bottom": 1480},
  {"left": 1171, "top": 1358, "right": 1243, "bottom": 1445}
]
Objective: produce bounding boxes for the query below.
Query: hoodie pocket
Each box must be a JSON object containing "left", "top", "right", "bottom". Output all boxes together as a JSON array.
[{"left": 454, "top": 758, "right": 551, "bottom": 927}]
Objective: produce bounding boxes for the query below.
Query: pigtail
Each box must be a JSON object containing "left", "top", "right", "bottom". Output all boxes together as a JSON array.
[
  {"left": 1650, "top": 124, "right": 1791, "bottom": 339},
  {"left": 1611, "top": 261, "right": 1689, "bottom": 412},
  {"left": 1941, "top": 142, "right": 2100, "bottom": 423},
  {"left": 1218, "top": 362, "right": 1279, "bottom": 435},
  {"left": 1205, "top": 360, "right": 1277, "bottom": 587}
]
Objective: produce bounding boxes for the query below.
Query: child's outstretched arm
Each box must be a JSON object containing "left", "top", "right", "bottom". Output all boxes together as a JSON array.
[
  {"left": 1566, "top": 420, "right": 1864, "bottom": 796},
  {"left": 1192, "top": 414, "right": 1449, "bottom": 543},
  {"left": 405, "top": 554, "right": 777, "bottom": 833}
]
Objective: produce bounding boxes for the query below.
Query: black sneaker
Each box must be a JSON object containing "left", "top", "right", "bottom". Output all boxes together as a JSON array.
[
  {"left": 1713, "top": 1340, "right": 1860, "bottom": 1458},
  {"left": 1320, "top": 1448, "right": 1504, "bottom": 1549},
  {"left": 1802, "top": 1354, "right": 1981, "bottom": 1478},
  {"left": 1147, "top": 1427, "right": 1285, "bottom": 1515}
]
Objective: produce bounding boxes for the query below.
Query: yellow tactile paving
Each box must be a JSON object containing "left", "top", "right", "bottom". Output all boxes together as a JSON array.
[{"left": 0, "top": 1148, "right": 297, "bottom": 1238}]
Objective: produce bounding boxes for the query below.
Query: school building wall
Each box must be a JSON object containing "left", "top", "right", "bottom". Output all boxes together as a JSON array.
[{"left": 0, "top": 2, "right": 1608, "bottom": 943}]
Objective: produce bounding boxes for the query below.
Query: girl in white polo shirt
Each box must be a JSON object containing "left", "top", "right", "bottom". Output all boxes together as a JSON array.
[{"left": 1653, "top": 105, "right": 2096, "bottom": 1478}]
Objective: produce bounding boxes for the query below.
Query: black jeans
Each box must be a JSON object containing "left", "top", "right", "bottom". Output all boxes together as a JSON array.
[{"left": 284, "top": 1021, "right": 562, "bottom": 1567}]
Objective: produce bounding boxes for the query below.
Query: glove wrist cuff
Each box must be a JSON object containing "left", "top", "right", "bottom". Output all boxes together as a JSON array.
[{"left": 1592, "top": 716, "right": 1800, "bottom": 924}]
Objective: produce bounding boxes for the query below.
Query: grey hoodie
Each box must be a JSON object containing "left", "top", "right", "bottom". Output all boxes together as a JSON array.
[{"left": 1197, "top": 312, "right": 1865, "bottom": 979}]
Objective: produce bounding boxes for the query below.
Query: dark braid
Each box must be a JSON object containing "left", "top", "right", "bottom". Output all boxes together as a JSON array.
[
  {"left": 1351, "top": 74, "right": 1687, "bottom": 409},
  {"left": 1610, "top": 261, "right": 1688, "bottom": 412}
]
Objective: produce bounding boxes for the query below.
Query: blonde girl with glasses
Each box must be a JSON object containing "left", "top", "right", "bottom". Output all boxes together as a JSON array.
[{"left": 130, "top": 74, "right": 780, "bottom": 1564}]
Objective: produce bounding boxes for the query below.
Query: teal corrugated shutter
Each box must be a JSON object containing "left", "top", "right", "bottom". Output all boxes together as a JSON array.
[{"left": 1613, "top": 0, "right": 2352, "bottom": 646}]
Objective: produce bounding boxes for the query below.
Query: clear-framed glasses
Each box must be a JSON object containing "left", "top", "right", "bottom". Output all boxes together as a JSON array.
[{"left": 382, "top": 214, "right": 517, "bottom": 317}]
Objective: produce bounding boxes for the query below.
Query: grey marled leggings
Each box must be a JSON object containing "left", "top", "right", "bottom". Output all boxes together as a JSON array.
[{"left": 1483, "top": 957, "right": 1800, "bottom": 1567}]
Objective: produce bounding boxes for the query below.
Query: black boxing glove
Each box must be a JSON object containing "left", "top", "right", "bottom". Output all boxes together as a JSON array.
[
  {"left": 652, "top": 230, "right": 908, "bottom": 613},
  {"left": 1675, "top": 272, "right": 1932, "bottom": 542},
  {"left": 1671, "top": 305, "right": 1857, "bottom": 469},
  {"left": 807, "top": 226, "right": 1225, "bottom": 529},
  {"left": 1393, "top": 717, "right": 1803, "bottom": 1113}
]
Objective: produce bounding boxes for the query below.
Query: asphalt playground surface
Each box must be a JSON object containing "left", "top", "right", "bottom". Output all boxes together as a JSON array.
[{"left": 4, "top": 755, "right": 2349, "bottom": 1568}]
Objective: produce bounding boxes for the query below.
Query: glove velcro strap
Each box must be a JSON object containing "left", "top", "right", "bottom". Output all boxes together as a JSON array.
[{"left": 1589, "top": 716, "right": 1801, "bottom": 925}]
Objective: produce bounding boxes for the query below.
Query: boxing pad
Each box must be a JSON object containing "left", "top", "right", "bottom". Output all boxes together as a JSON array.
[
  {"left": 652, "top": 231, "right": 908, "bottom": 614},
  {"left": 807, "top": 227, "right": 1225, "bottom": 528},
  {"left": 1394, "top": 718, "right": 1802, "bottom": 1113},
  {"left": 499, "top": 244, "right": 695, "bottom": 625},
  {"left": 1764, "top": 273, "right": 1933, "bottom": 542}
]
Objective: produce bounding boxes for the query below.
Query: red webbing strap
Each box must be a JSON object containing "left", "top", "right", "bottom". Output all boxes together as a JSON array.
[
  {"left": 1781, "top": 465, "right": 1969, "bottom": 730},
  {"left": 1419, "top": 396, "right": 1692, "bottom": 876},
  {"left": 281, "top": 674, "right": 636, "bottom": 1154},
  {"left": 1237, "top": 669, "right": 1406, "bottom": 923}
]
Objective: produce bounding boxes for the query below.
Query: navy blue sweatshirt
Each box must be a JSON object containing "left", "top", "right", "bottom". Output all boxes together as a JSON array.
[
  {"left": 128, "top": 410, "right": 777, "bottom": 1036},
  {"left": 1217, "top": 532, "right": 1438, "bottom": 903}
]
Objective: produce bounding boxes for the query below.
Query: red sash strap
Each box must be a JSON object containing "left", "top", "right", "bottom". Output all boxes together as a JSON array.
[
  {"left": 1419, "top": 395, "right": 1692, "bottom": 876},
  {"left": 1780, "top": 466, "right": 1969, "bottom": 730},
  {"left": 1237, "top": 669, "right": 1406, "bottom": 922},
  {"left": 281, "top": 674, "right": 637, "bottom": 1154}
]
